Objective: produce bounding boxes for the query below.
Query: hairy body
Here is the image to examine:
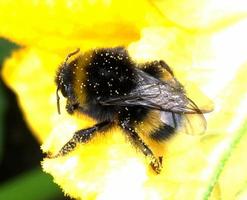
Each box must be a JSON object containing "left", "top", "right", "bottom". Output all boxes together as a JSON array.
[{"left": 51, "top": 47, "right": 209, "bottom": 174}]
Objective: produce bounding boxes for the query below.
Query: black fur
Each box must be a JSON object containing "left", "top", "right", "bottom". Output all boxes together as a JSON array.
[
  {"left": 141, "top": 61, "right": 163, "bottom": 79},
  {"left": 85, "top": 47, "right": 136, "bottom": 99},
  {"left": 118, "top": 106, "right": 150, "bottom": 126},
  {"left": 82, "top": 47, "right": 137, "bottom": 122},
  {"left": 150, "top": 125, "right": 176, "bottom": 141}
]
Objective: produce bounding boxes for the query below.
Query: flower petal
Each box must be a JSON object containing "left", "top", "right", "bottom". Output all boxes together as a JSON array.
[
  {"left": 150, "top": 0, "right": 247, "bottom": 30},
  {"left": 0, "top": 0, "right": 161, "bottom": 50},
  {"left": 2, "top": 48, "right": 62, "bottom": 142},
  {"left": 1, "top": 1, "right": 247, "bottom": 199}
]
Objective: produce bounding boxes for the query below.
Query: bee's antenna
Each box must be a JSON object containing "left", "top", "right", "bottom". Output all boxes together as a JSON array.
[
  {"left": 64, "top": 48, "right": 80, "bottom": 67},
  {"left": 56, "top": 86, "right": 61, "bottom": 114}
]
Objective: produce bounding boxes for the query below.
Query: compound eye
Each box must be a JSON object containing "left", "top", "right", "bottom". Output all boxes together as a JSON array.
[{"left": 60, "top": 84, "right": 68, "bottom": 97}]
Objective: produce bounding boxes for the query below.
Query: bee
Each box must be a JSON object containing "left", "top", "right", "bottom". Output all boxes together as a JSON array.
[{"left": 48, "top": 47, "right": 212, "bottom": 174}]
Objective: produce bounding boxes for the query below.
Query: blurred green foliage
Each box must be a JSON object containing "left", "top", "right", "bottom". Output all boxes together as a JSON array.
[
  {"left": 0, "top": 39, "right": 18, "bottom": 161},
  {"left": 0, "top": 81, "right": 6, "bottom": 161},
  {"left": 0, "top": 168, "right": 62, "bottom": 200},
  {"left": 0, "top": 38, "right": 67, "bottom": 200}
]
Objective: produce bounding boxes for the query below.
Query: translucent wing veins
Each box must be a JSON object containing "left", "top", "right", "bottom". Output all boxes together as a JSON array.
[{"left": 100, "top": 68, "right": 195, "bottom": 113}]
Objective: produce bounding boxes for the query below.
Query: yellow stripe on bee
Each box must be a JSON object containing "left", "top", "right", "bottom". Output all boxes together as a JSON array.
[
  {"left": 134, "top": 110, "right": 162, "bottom": 137},
  {"left": 72, "top": 52, "right": 93, "bottom": 105},
  {"left": 134, "top": 110, "right": 167, "bottom": 156}
]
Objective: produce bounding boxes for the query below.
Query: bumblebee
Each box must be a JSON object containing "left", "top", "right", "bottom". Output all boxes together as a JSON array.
[{"left": 49, "top": 47, "right": 212, "bottom": 174}]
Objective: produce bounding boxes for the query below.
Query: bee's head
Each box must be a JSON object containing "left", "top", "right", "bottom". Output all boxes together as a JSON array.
[{"left": 55, "top": 48, "right": 80, "bottom": 114}]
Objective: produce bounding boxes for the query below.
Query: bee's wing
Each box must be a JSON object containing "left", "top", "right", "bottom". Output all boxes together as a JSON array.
[
  {"left": 160, "top": 111, "right": 206, "bottom": 135},
  {"left": 100, "top": 68, "right": 210, "bottom": 135},
  {"left": 100, "top": 68, "right": 209, "bottom": 114}
]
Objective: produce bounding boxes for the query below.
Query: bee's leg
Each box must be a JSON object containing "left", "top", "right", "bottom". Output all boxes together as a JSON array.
[
  {"left": 65, "top": 102, "right": 80, "bottom": 114},
  {"left": 120, "top": 122, "right": 162, "bottom": 174},
  {"left": 47, "top": 121, "right": 110, "bottom": 158}
]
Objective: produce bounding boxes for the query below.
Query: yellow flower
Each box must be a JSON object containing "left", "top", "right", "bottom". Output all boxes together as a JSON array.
[{"left": 1, "top": 0, "right": 247, "bottom": 199}]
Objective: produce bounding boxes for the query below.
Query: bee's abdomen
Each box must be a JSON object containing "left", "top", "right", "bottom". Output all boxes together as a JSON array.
[
  {"left": 121, "top": 108, "right": 177, "bottom": 142},
  {"left": 149, "top": 125, "right": 176, "bottom": 141}
]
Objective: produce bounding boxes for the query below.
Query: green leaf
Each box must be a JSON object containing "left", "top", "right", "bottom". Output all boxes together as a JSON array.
[{"left": 0, "top": 168, "right": 63, "bottom": 200}]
